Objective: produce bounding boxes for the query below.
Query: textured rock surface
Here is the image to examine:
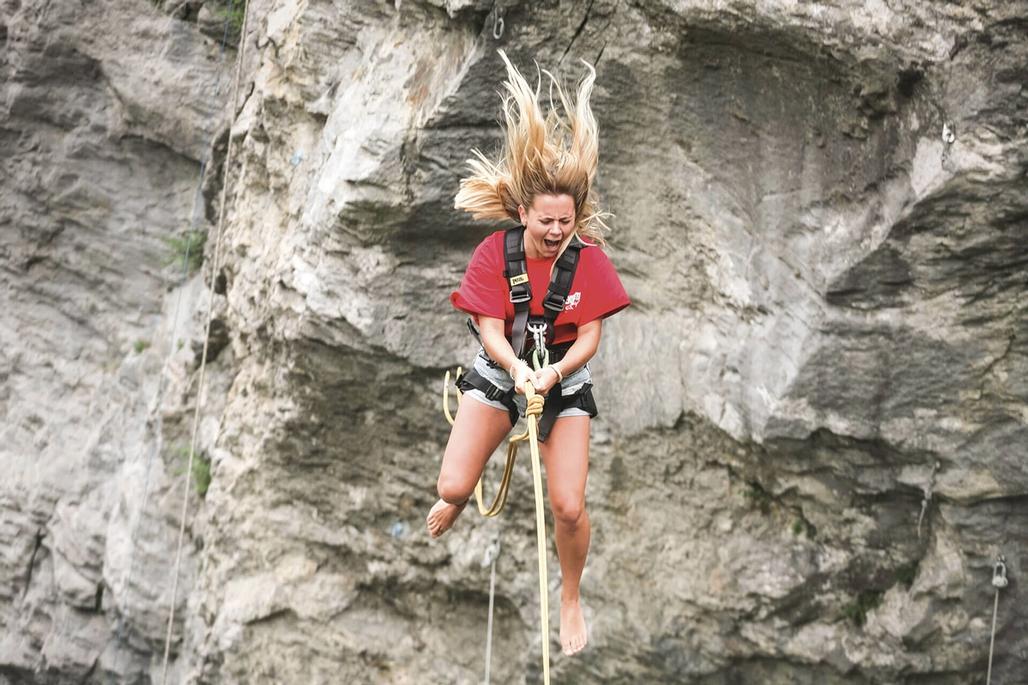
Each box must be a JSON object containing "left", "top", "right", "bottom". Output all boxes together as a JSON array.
[
  {"left": 1, "top": 0, "right": 1026, "bottom": 683},
  {"left": 1, "top": 0, "right": 237, "bottom": 681}
]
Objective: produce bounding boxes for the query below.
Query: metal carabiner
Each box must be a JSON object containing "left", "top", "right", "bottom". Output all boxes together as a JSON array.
[
  {"left": 526, "top": 321, "right": 548, "bottom": 369},
  {"left": 482, "top": 536, "right": 501, "bottom": 568},
  {"left": 993, "top": 556, "right": 1009, "bottom": 589},
  {"left": 492, "top": 7, "right": 504, "bottom": 40}
]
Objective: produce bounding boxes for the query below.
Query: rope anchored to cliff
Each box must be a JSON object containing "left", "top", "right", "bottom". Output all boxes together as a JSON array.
[
  {"left": 986, "top": 555, "right": 1008, "bottom": 685},
  {"left": 159, "top": 1, "right": 252, "bottom": 682}
]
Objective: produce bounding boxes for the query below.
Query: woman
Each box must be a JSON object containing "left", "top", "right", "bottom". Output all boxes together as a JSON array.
[{"left": 426, "top": 50, "right": 630, "bottom": 657}]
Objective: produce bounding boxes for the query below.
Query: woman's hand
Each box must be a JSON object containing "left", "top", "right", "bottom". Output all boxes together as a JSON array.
[
  {"left": 510, "top": 361, "right": 534, "bottom": 395},
  {"left": 531, "top": 365, "right": 561, "bottom": 395}
]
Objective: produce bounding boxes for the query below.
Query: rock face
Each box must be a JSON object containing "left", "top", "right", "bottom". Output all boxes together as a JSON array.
[{"left": 1, "top": 0, "right": 1025, "bottom": 683}]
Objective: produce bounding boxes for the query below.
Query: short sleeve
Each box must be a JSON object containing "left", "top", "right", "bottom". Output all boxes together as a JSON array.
[
  {"left": 450, "top": 233, "right": 506, "bottom": 319},
  {"left": 575, "top": 247, "right": 631, "bottom": 325}
]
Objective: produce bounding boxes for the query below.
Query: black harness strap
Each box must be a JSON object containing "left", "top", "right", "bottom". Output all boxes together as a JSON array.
[
  {"left": 503, "top": 226, "right": 584, "bottom": 356},
  {"left": 537, "top": 381, "right": 596, "bottom": 441},
  {"left": 503, "top": 228, "right": 532, "bottom": 358},
  {"left": 540, "top": 242, "right": 581, "bottom": 346},
  {"left": 457, "top": 227, "right": 591, "bottom": 442},
  {"left": 455, "top": 368, "right": 520, "bottom": 427},
  {"left": 455, "top": 368, "right": 597, "bottom": 442}
]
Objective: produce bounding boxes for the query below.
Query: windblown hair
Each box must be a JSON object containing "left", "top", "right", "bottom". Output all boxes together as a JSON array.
[{"left": 454, "top": 50, "right": 611, "bottom": 246}]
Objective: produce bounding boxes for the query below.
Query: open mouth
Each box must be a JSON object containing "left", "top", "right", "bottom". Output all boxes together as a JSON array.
[{"left": 544, "top": 238, "right": 561, "bottom": 249}]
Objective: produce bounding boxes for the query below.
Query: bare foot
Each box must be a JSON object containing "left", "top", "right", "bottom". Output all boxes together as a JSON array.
[
  {"left": 560, "top": 596, "right": 588, "bottom": 656},
  {"left": 426, "top": 498, "right": 467, "bottom": 538}
]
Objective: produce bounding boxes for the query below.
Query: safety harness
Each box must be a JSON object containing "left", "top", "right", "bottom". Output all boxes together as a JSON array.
[{"left": 457, "top": 226, "right": 597, "bottom": 441}]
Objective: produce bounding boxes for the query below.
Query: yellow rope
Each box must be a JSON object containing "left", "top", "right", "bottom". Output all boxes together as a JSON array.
[
  {"left": 441, "top": 370, "right": 551, "bottom": 684},
  {"left": 522, "top": 382, "right": 550, "bottom": 685},
  {"left": 443, "top": 369, "right": 529, "bottom": 517}
]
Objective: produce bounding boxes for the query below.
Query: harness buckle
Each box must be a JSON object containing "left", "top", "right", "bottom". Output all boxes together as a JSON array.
[
  {"left": 509, "top": 287, "right": 531, "bottom": 304},
  {"left": 542, "top": 291, "right": 565, "bottom": 313},
  {"left": 483, "top": 384, "right": 508, "bottom": 402}
]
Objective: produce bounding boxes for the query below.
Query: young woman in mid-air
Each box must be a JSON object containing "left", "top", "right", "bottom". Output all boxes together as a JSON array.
[{"left": 427, "top": 50, "right": 630, "bottom": 657}]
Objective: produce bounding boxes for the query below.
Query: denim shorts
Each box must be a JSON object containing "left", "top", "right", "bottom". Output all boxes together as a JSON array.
[{"left": 463, "top": 347, "right": 593, "bottom": 419}]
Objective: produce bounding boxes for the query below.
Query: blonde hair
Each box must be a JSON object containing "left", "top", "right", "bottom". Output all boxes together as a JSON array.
[{"left": 454, "top": 50, "right": 611, "bottom": 246}]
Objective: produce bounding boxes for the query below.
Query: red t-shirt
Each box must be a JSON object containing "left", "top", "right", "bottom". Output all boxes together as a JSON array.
[{"left": 450, "top": 230, "right": 631, "bottom": 345}]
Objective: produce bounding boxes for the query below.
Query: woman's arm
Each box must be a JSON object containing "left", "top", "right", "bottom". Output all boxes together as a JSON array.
[
  {"left": 478, "top": 315, "right": 534, "bottom": 394},
  {"left": 479, "top": 316, "right": 603, "bottom": 395},
  {"left": 478, "top": 315, "right": 520, "bottom": 373}
]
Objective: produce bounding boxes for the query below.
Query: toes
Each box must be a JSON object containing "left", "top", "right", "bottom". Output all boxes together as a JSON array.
[
  {"left": 426, "top": 500, "right": 457, "bottom": 538},
  {"left": 426, "top": 515, "right": 441, "bottom": 537}
]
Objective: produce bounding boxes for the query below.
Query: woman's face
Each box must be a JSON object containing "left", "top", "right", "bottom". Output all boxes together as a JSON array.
[{"left": 518, "top": 193, "right": 576, "bottom": 259}]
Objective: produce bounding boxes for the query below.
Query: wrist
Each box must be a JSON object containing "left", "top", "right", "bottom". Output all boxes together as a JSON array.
[
  {"left": 508, "top": 360, "right": 527, "bottom": 379},
  {"left": 548, "top": 363, "right": 564, "bottom": 383}
]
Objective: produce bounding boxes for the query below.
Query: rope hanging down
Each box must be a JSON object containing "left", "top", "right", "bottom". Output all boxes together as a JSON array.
[
  {"left": 482, "top": 536, "right": 501, "bottom": 685},
  {"left": 113, "top": 14, "right": 235, "bottom": 672},
  {"left": 522, "top": 381, "right": 551, "bottom": 685},
  {"left": 159, "top": 1, "right": 252, "bottom": 682},
  {"left": 442, "top": 354, "right": 553, "bottom": 685}
]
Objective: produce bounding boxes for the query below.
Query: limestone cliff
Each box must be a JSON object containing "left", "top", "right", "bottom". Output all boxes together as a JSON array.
[{"left": 1, "top": 0, "right": 1025, "bottom": 683}]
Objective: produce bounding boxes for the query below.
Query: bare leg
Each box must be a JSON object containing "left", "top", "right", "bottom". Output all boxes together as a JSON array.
[
  {"left": 427, "top": 395, "right": 512, "bottom": 538},
  {"left": 540, "top": 416, "right": 591, "bottom": 656}
]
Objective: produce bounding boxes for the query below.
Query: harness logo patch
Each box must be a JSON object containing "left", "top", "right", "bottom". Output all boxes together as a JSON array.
[{"left": 564, "top": 292, "right": 581, "bottom": 311}]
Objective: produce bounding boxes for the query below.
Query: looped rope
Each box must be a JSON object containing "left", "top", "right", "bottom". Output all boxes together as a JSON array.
[
  {"left": 524, "top": 393, "right": 545, "bottom": 417},
  {"left": 444, "top": 369, "right": 551, "bottom": 518}
]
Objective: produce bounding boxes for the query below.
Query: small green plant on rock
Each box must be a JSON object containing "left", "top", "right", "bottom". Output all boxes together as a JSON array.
[
  {"left": 841, "top": 589, "right": 883, "bottom": 628},
  {"left": 211, "top": 0, "right": 246, "bottom": 35},
  {"left": 743, "top": 480, "right": 773, "bottom": 515},
  {"left": 895, "top": 561, "right": 919, "bottom": 589},
  {"left": 173, "top": 445, "right": 212, "bottom": 498},
  {"left": 790, "top": 514, "right": 817, "bottom": 539},
  {"left": 133, "top": 339, "right": 151, "bottom": 354},
  {"left": 163, "top": 229, "right": 206, "bottom": 276}
]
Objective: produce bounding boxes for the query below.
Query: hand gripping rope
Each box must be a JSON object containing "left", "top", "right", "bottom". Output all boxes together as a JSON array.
[
  {"left": 441, "top": 327, "right": 552, "bottom": 518},
  {"left": 442, "top": 350, "right": 553, "bottom": 685}
]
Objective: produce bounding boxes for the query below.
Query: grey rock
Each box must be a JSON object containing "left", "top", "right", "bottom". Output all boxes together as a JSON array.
[{"left": 1, "top": 0, "right": 1025, "bottom": 683}]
